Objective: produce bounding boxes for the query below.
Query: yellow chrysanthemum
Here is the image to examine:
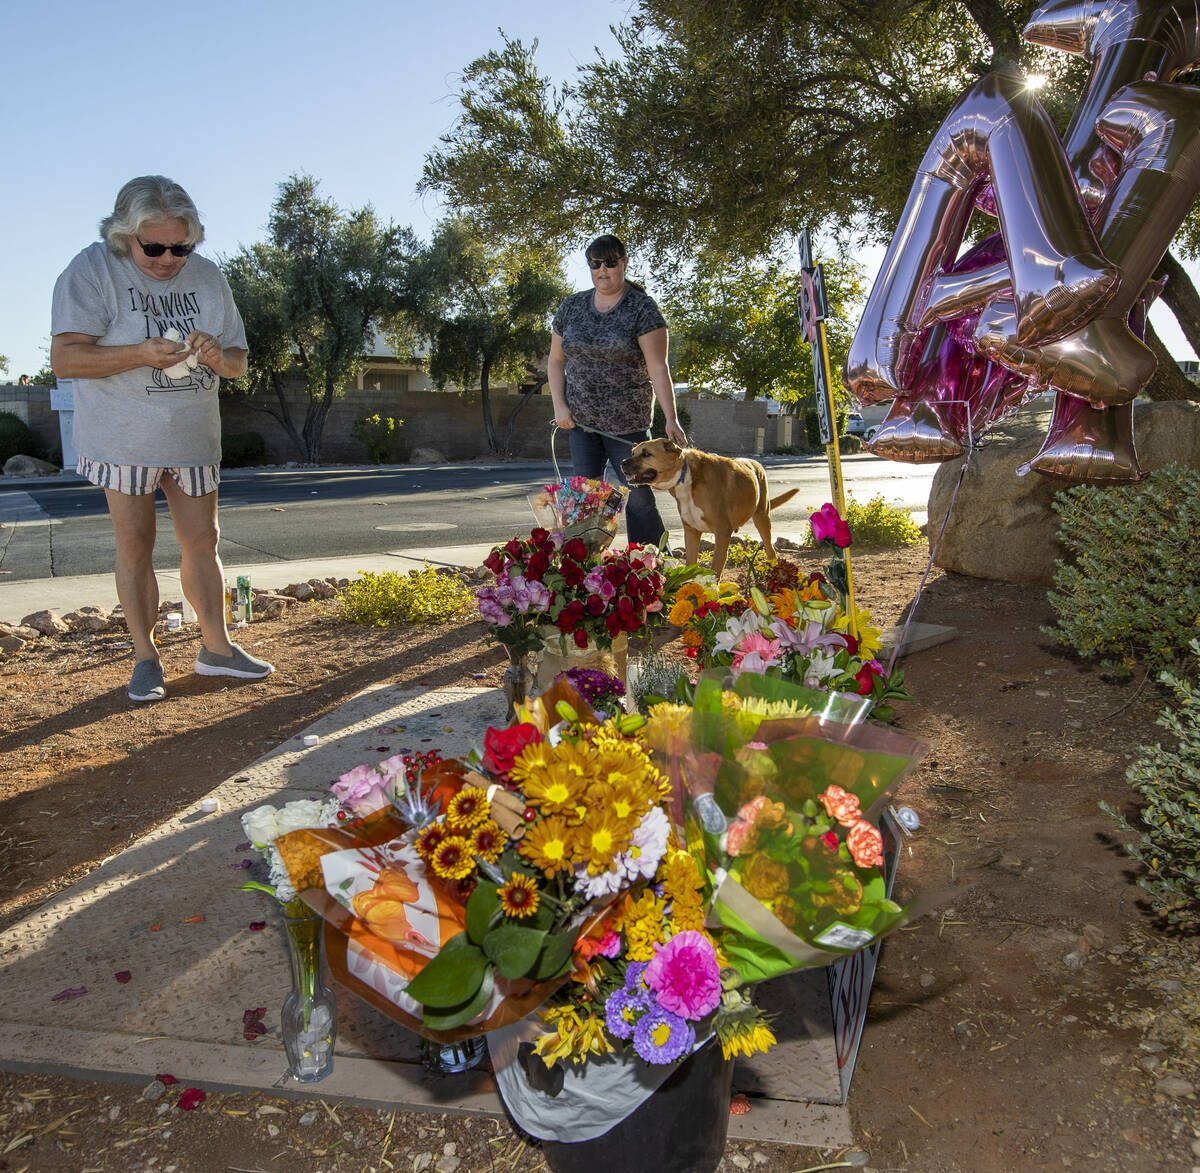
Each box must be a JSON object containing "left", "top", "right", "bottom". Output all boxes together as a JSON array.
[
  {"left": 470, "top": 819, "right": 506, "bottom": 863},
  {"left": 521, "top": 765, "right": 589, "bottom": 819},
  {"left": 668, "top": 598, "right": 695, "bottom": 627},
  {"left": 642, "top": 702, "right": 693, "bottom": 754},
  {"left": 497, "top": 873, "right": 540, "bottom": 918},
  {"left": 446, "top": 788, "right": 489, "bottom": 830},
  {"left": 661, "top": 848, "right": 704, "bottom": 902},
  {"left": 519, "top": 814, "right": 578, "bottom": 877},
  {"left": 430, "top": 835, "right": 475, "bottom": 880},
  {"left": 740, "top": 854, "right": 791, "bottom": 902}
]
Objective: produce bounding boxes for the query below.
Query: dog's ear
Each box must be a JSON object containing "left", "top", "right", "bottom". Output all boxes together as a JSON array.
[{"left": 662, "top": 439, "right": 679, "bottom": 454}]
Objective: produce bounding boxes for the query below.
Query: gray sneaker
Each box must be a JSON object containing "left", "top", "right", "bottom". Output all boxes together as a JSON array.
[
  {"left": 129, "top": 658, "right": 167, "bottom": 702},
  {"left": 195, "top": 643, "right": 275, "bottom": 679}
]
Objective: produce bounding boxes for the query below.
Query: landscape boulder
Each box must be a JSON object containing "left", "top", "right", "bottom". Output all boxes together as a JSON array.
[
  {"left": 63, "top": 605, "right": 111, "bottom": 633},
  {"left": 929, "top": 399, "right": 1200, "bottom": 587},
  {"left": 20, "top": 609, "right": 70, "bottom": 636},
  {"left": 252, "top": 591, "right": 297, "bottom": 621},
  {"left": 3, "top": 454, "right": 59, "bottom": 477},
  {"left": 409, "top": 446, "right": 447, "bottom": 465}
]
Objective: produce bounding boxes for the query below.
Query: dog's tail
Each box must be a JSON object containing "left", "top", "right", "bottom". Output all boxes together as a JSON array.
[{"left": 769, "top": 488, "right": 800, "bottom": 510}]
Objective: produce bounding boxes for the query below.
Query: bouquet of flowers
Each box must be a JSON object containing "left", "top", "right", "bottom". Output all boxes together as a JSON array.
[
  {"left": 478, "top": 528, "right": 666, "bottom": 657},
  {"left": 261, "top": 684, "right": 775, "bottom": 1059},
  {"left": 529, "top": 476, "right": 629, "bottom": 554},
  {"left": 651, "top": 672, "right": 927, "bottom": 983},
  {"left": 667, "top": 508, "right": 909, "bottom": 719}
]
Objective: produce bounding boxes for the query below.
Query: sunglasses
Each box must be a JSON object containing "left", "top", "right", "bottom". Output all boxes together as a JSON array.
[
  {"left": 137, "top": 238, "right": 195, "bottom": 258},
  {"left": 587, "top": 257, "right": 622, "bottom": 270}
]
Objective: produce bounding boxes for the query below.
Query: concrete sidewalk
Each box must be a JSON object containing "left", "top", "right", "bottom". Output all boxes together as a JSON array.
[
  {"left": 0, "top": 682, "right": 852, "bottom": 1149},
  {"left": 0, "top": 545, "right": 501, "bottom": 626}
]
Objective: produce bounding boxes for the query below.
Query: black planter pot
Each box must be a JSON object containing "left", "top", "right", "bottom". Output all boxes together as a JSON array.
[{"left": 540, "top": 1042, "right": 733, "bottom": 1173}]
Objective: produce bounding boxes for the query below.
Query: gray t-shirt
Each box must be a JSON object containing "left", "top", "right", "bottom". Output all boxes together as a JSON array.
[
  {"left": 551, "top": 286, "right": 667, "bottom": 433},
  {"left": 51, "top": 241, "right": 248, "bottom": 466}
]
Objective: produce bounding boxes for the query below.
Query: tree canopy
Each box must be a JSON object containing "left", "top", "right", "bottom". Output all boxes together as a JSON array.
[
  {"left": 411, "top": 219, "right": 570, "bottom": 455},
  {"left": 665, "top": 256, "right": 863, "bottom": 404},
  {"left": 222, "top": 175, "right": 422, "bottom": 463}
]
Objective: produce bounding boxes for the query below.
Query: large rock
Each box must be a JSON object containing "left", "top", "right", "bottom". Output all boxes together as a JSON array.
[
  {"left": 929, "top": 399, "right": 1200, "bottom": 587},
  {"left": 409, "top": 446, "right": 447, "bottom": 464},
  {"left": 20, "top": 609, "right": 70, "bottom": 635},
  {"left": 62, "top": 605, "right": 111, "bottom": 633},
  {"left": 4, "top": 454, "right": 59, "bottom": 477}
]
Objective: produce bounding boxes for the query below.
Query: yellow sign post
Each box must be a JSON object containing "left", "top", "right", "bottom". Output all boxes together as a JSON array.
[{"left": 798, "top": 229, "right": 857, "bottom": 639}]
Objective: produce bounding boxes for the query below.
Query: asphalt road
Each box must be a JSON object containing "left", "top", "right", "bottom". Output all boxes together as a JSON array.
[{"left": 0, "top": 455, "right": 938, "bottom": 583}]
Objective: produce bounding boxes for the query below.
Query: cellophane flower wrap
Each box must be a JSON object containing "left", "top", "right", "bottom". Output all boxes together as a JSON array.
[
  {"left": 667, "top": 547, "right": 910, "bottom": 719},
  {"left": 529, "top": 476, "right": 629, "bottom": 555},
  {"left": 478, "top": 528, "right": 666, "bottom": 658},
  {"left": 656, "top": 671, "right": 928, "bottom": 984}
]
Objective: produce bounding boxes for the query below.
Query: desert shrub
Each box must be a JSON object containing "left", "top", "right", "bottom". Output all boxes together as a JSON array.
[
  {"left": 341, "top": 566, "right": 474, "bottom": 626},
  {"left": 0, "top": 411, "right": 36, "bottom": 465},
  {"left": 352, "top": 414, "right": 402, "bottom": 463},
  {"left": 1047, "top": 464, "right": 1200, "bottom": 680},
  {"left": 221, "top": 431, "right": 266, "bottom": 468},
  {"left": 1101, "top": 641, "right": 1200, "bottom": 925},
  {"left": 799, "top": 494, "right": 922, "bottom": 548}
]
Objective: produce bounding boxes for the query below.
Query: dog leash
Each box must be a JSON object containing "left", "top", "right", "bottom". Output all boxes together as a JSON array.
[{"left": 549, "top": 421, "right": 669, "bottom": 483}]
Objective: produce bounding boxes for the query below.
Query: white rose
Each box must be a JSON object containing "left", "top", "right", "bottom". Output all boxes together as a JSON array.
[
  {"left": 274, "top": 798, "right": 333, "bottom": 836},
  {"left": 242, "top": 804, "right": 280, "bottom": 847}
]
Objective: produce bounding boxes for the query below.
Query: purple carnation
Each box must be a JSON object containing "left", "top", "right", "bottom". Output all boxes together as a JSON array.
[
  {"left": 632, "top": 1005, "right": 694, "bottom": 1064},
  {"left": 604, "top": 987, "right": 650, "bottom": 1041}
]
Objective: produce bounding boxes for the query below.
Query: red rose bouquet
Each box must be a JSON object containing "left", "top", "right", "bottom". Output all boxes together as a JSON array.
[{"left": 479, "top": 528, "right": 666, "bottom": 655}]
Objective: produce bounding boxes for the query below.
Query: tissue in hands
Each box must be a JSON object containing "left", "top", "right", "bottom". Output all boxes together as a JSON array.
[{"left": 162, "top": 328, "right": 200, "bottom": 379}]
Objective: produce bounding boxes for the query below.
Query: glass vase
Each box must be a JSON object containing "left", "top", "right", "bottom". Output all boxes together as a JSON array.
[
  {"left": 281, "top": 911, "right": 337, "bottom": 1083},
  {"left": 419, "top": 1035, "right": 488, "bottom": 1074}
]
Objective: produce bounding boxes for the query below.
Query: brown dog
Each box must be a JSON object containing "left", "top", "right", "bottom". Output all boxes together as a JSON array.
[{"left": 621, "top": 438, "right": 799, "bottom": 576}]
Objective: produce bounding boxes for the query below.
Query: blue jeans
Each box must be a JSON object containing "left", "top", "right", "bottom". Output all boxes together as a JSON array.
[{"left": 566, "top": 427, "right": 668, "bottom": 547}]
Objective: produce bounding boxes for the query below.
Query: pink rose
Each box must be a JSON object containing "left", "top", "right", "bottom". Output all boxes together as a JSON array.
[
  {"left": 725, "top": 819, "right": 752, "bottom": 857},
  {"left": 810, "top": 503, "right": 852, "bottom": 548},
  {"left": 645, "top": 930, "right": 722, "bottom": 1020},
  {"left": 846, "top": 820, "right": 884, "bottom": 868},
  {"left": 331, "top": 764, "right": 391, "bottom": 816},
  {"left": 819, "top": 784, "right": 861, "bottom": 828}
]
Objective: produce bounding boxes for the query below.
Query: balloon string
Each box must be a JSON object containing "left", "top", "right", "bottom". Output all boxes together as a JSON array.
[{"left": 885, "top": 411, "right": 975, "bottom": 677}]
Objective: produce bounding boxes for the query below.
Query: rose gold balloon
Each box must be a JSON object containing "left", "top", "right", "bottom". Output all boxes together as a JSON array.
[
  {"left": 1018, "top": 392, "right": 1143, "bottom": 481},
  {"left": 846, "top": 69, "right": 1117, "bottom": 404}
]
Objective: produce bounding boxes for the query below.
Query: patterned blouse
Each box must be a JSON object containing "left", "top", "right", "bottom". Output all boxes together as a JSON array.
[{"left": 552, "top": 285, "right": 667, "bottom": 433}]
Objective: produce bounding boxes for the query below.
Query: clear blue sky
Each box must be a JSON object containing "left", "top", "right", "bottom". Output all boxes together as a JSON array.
[
  {"left": 4, "top": 0, "right": 1194, "bottom": 378},
  {"left": 0, "top": 0, "right": 628, "bottom": 378}
]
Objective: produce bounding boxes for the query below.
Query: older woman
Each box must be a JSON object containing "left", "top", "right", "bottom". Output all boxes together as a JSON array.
[
  {"left": 51, "top": 175, "right": 272, "bottom": 702},
  {"left": 548, "top": 234, "right": 687, "bottom": 547}
]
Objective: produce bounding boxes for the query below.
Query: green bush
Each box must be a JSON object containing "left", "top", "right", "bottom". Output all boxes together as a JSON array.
[
  {"left": 799, "top": 494, "right": 923, "bottom": 548},
  {"left": 341, "top": 566, "right": 475, "bottom": 626},
  {"left": 352, "top": 413, "right": 402, "bottom": 463},
  {"left": 1046, "top": 464, "right": 1200, "bottom": 680},
  {"left": 0, "top": 411, "right": 36, "bottom": 465},
  {"left": 221, "top": 431, "right": 267, "bottom": 468},
  {"left": 1101, "top": 641, "right": 1200, "bottom": 925}
]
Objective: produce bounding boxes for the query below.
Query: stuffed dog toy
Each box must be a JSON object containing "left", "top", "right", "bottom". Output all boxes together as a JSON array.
[{"left": 622, "top": 438, "right": 798, "bottom": 576}]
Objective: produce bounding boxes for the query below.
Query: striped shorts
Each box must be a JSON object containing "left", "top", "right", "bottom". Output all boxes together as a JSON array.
[{"left": 77, "top": 457, "right": 220, "bottom": 497}]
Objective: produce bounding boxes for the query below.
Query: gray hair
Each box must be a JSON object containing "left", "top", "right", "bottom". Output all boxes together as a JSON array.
[{"left": 100, "top": 176, "right": 205, "bottom": 257}]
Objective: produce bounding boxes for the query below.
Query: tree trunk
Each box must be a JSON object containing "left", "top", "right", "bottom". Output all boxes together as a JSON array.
[
  {"left": 301, "top": 378, "right": 336, "bottom": 464},
  {"left": 242, "top": 373, "right": 307, "bottom": 461},
  {"left": 1155, "top": 251, "right": 1200, "bottom": 363},
  {"left": 1143, "top": 321, "right": 1199, "bottom": 401},
  {"left": 480, "top": 356, "right": 499, "bottom": 455},
  {"left": 501, "top": 374, "right": 548, "bottom": 456}
]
